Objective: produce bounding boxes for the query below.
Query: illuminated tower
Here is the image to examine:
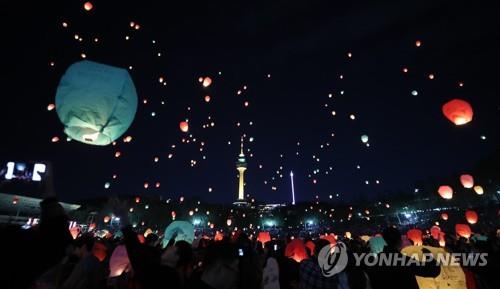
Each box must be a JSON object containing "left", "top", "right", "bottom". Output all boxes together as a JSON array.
[{"left": 236, "top": 137, "right": 247, "bottom": 201}]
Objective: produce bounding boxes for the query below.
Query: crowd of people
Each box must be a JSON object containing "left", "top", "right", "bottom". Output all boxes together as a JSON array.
[{"left": 1, "top": 197, "right": 499, "bottom": 289}]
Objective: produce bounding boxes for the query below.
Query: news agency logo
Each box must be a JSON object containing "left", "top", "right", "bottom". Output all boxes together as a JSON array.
[{"left": 317, "top": 242, "right": 348, "bottom": 277}]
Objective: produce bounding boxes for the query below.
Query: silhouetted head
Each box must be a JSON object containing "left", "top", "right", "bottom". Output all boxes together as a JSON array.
[{"left": 382, "top": 227, "right": 402, "bottom": 250}]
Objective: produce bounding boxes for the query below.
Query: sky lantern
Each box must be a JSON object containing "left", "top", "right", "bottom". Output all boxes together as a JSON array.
[
  {"left": 257, "top": 231, "right": 271, "bottom": 245},
  {"left": 135, "top": 197, "right": 140, "bottom": 203},
  {"left": 321, "top": 234, "right": 337, "bottom": 246},
  {"left": 103, "top": 216, "right": 110, "bottom": 223},
  {"left": 441, "top": 213, "right": 449, "bottom": 221},
  {"left": 442, "top": 99, "right": 473, "bottom": 125},
  {"left": 465, "top": 210, "right": 478, "bottom": 224},
  {"left": 285, "top": 239, "right": 309, "bottom": 262},
  {"left": 305, "top": 241, "right": 315, "bottom": 256},
  {"left": 47, "top": 103, "right": 55, "bottom": 111},
  {"left": 430, "top": 226, "right": 441, "bottom": 240},
  {"left": 460, "top": 174, "right": 474, "bottom": 188},
  {"left": 361, "top": 135, "right": 369, "bottom": 143},
  {"left": 109, "top": 245, "right": 131, "bottom": 277},
  {"left": 171, "top": 211, "right": 176, "bottom": 220},
  {"left": 407, "top": 229, "right": 423, "bottom": 246},
  {"left": 215, "top": 231, "right": 224, "bottom": 241},
  {"left": 204, "top": 95, "right": 211, "bottom": 102},
  {"left": 55, "top": 61, "right": 138, "bottom": 145},
  {"left": 83, "top": 2, "right": 93, "bottom": 11},
  {"left": 473, "top": 185, "right": 484, "bottom": 195},
  {"left": 415, "top": 40, "right": 422, "bottom": 47},
  {"left": 455, "top": 224, "right": 472, "bottom": 238},
  {"left": 345, "top": 231, "right": 352, "bottom": 239},
  {"left": 69, "top": 226, "right": 80, "bottom": 239},
  {"left": 162, "top": 221, "right": 195, "bottom": 247},
  {"left": 202, "top": 77, "right": 212, "bottom": 87},
  {"left": 438, "top": 185, "right": 453, "bottom": 199},
  {"left": 226, "top": 219, "right": 232, "bottom": 226},
  {"left": 179, "top": 121, "right": 189, "bottom": 132}
]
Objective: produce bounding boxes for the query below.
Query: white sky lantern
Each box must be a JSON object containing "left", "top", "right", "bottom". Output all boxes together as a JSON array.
[
  {"left": 56, "top": 61, "right": 138, "bottom": 146},
  {"left": 361, "top": 135, "right": 369, "bottom": 143}
]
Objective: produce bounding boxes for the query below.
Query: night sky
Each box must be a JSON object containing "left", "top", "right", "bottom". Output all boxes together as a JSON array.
[{"left": 2, "top": 0, "right": 500, "bottom": 204}]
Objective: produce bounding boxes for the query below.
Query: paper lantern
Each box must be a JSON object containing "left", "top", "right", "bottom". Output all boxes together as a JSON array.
[
  {"left": 441, "top": 213, "right": 448, "bottom": 220},
  {"left": 69, "top": 226, "right": 80, "bottom": 239},
  {"left": 455, "top": 224, "right": 472, "bottom": 238},
  {"left": 202, "top": 77, "right": 212, "bottom": 87},
  {"left": 460, "top": 174, "right": 474, "bottom": 188},
  {"left": 144, "top": 228, "right": 153, "bottom": 237},
  {"left": 442, "top": 99, "right": 473, "bottom": 125},
  {"left": 438, "top": 232, "right": 446, "bottom": 247},
  {"left": 204, "top": 95, "right": 211, "bottom": 102},
  {"left": 360, "top": 235, "right": 371, "bottom": 243},
  {"left": 406, "top": 229, "right": 423, "bottom": 246},
  {"left": 368, "top": 236, "right": 387, "bottom": 254},
  {"left": 226, "top": 219, "right": 232, "bottom": 226},
  {"left": 55, "top": 61, "right": 138, "bottom": 145},
  {"left": 361, "top": 135, "right": 369, "bottom": 143},
  {"left": 257, "top": 231, "right": 271, "bottom": 245},
  {"left": 285, "top": 239, "right": 308, "bottom": 262},
  {"left": 321, "top": 234, "right": 337, "bottom": 246},
  {"left": 438, "top": 185, "right": 453, "bottom": 199},
  {"left": 179, "top": 121, "right": 189, "bottom": 132},
  {"left": 430, "top": 226, "right": 441, "bottom": 240},
  {"left": 162, "top": 221, "right": 195, "bottom": 247},
  {"left": 135, "top": 197, "right": 140, "bottom": 203},
  {"left": 83, "top": 2, "right": 93, "bottom": 11},
  {"left": 402, "top": 246, "right": 466, "bottom": 289},
  {"left": 92, "top": 242, "right": 107, "bottom": 262},
  {"left": 345, "top": 231, "right": 352, "bottom": 239},
  {"left": 305, "top": 241, "right": 315, "bottom": 256},
  {"left": 473, "top": 185, "right": 484, "bottom": 195},
  {"left": 109, "top": 245, "right": 131, "bottom": 277},
  {"left": 103, "top": 216, "right": 110, "bottom": 223},
  {"left": 465, "top": 210, "right": 478, "bottom": 224},
  {"left": 214, "top": 231, "right": 224, "bottom": 241},
  {"left": 137, "top": 234, "right": 145, "bottom": 244}
]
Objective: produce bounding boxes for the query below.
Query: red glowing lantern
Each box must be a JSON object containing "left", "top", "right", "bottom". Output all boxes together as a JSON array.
[
  {"left": 103, "top": 216, "right": 111, "bottom": 223},
  {"left": 257, "top": 231, "right": 271, "bottom": 245},
  {"left": 465, "top": 210, "right": 478, "bottom": 224},
  {"left": 406, "top": 229, "right": 423, "bottom": 246},
  {"left": 92, "top": 242, "right": 107, "bottom": 262},
  {"left": 179, "top": 121, "right": 189, "bottom": 132},
  {"left": 305, "top": 241, "right": 315, "bottom": 256},
  {"left": 455, "top": 224, "right": 472, "bottom": 238},
  {"left": 439, "top": 232, "right": 446, "bottom": 247},
  {"left": 204, "top": 95, "right": 211, "bottom": 102},
  {"left": 438, "top": 185, "right": 453, "bottom": 199},
  {"left": 460, "top": 174, "right": 474, "bottom": 189},
  {"left": 171, "top": 211, "right": 176, "bottom": 219},
  {"left": 137, "top": 234, "right": 145, "bottom": 244},
  {"left": 321, "top": 234, "right": 337, "bottom": 246},
  {"left": 135, "top": 197, "right": 140, "bottom": 203},
  {"left": 430, "top": 226, "right": 441, "bottom": 240},
  {"left": 83, "top": 2, "right": 93, "bottom": 11},
  {"left": 441, "top": 213, "right": 449, "bottom": 221},
  {"left": 285, "top": 239, "right": 309, "bottom": 262},
  {"left": 442, "top": 99, "right": 473, "bottom": 125},
  {"left": 69, "top": 226, "right": 80, "bottom": 239}
]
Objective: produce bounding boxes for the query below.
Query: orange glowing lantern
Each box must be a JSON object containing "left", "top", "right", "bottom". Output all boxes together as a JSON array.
[
  {"left": 204, "top": 95, "right": 211, "bottom": 102},
  {"left": 257, "top": 231, "right": 271, "bottom": 245},
  {"left": 460, "top": 174, "right": 474, "bottom": 188},
  {"left": 465, "top": 210, "right": 478, "bottom": 224},
  {"left": 455, "top": 224, "right": 472, "bottom": 238},
  {"left": 473, "top": 185, "right": 484, "bottom": 195},
  {"left": 69, "top": 226, "right": 80, "bottom": 239},
  {"left": 214, "top": 231, "right": 224, "bottom": 241},
  {"left": 407, "top": 229, "right": 423, "bottom": 246},
  {"left": 438, "top": 185, "right": 453, "bottom": 199},
  {"left": 438, "top": 232, "right": 446, "bottom": 247},
  {"left": 179, "top": 121, "right": 189, "bottom": 132},
  {"left": 441, "top": 213, "right": 449, "bottom": 221},
  {"left": 202, "top": 77, "right": 212, "bottom": 87},
  {"left": 442, "top": 99, "right": 473, "bottom": 125},
  {"left": 135, "top": 197, "right": 140, "bottom": 203},
  {"left": 285, "top": 239, "right": 309, "bottom": 262},
  {"left": 103, "top": 216, "right": 110, "bottom": 223}
]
